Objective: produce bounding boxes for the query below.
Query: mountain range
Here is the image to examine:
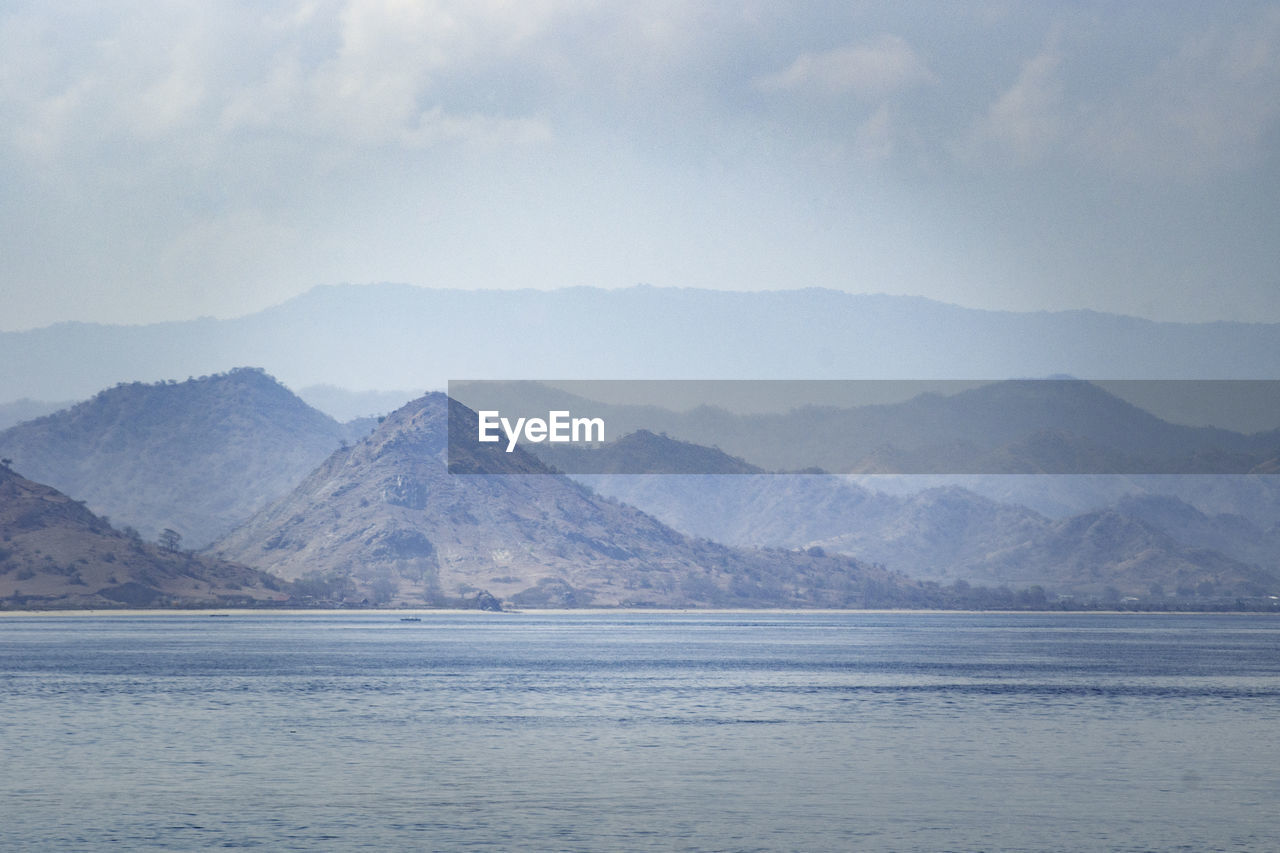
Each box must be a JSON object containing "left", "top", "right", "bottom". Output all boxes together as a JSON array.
[
  {"left": 3, "top": 368, "right": 1278, "bottom": 608},
  {"left": 5, "top": 285, "right": 1280, "bottom": 413}
]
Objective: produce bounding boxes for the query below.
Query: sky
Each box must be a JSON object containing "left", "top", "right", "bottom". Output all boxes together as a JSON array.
[{"left": 2, "top": 0, "right": 1279, "bottom": 332}]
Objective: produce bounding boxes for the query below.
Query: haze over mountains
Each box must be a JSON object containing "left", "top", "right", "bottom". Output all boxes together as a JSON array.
[
  {"left": 529, "top": 380, "right": 1280, "bottom": 596},
  {"left": 576, "top": 472, "right": 1276, "bottom": 600},
  {"left": 3, "top": 365, "right": 1278, "bottom": 608},
  {"left": 4, "top": 285, "right": 1280, "bottom": 408}
]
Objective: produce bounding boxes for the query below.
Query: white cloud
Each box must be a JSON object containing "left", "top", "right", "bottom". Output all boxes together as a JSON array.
[
  {"left": 126, "top": 45, "right": 209, "bottom": 140},
  {"left": 964, "top": 46, "right": 1064, "bottom": 164},
  {"left": 961, "top": 9, "right": 1280, "bottom": 179},
  {"left": 309, "top": 0, "right": 452, "bottom": 139},
  {"left": 853, "top": 103, "right": 896, "bottom": 163},
  {"left": 2, "top": 1, "right": 1280, "bottom": 330},
  {"left": 2, "top": 0, "right": 569, "bottom": 162},
  {"left": 400, "top": 107, "right": 552, "bottom": 147},
  {"left": 756, "top": 35, "right": 934, "bottom": 100},
  {"left": 1079, "top": 8, "right": 1280, "bottom": 179}
]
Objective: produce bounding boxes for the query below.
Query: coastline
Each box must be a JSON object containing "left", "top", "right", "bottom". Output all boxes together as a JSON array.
[{"left": 3, "top": 607, "right": 1277, "bottom": 618}]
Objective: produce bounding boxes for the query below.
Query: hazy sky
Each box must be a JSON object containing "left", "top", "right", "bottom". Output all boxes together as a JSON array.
[{"left": 3, "top": 1, "right": 1279, "bottom": 331}]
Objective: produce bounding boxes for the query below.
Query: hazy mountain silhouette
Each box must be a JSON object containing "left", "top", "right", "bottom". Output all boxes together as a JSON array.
[
  {"left": 576, "top": 474, "right": 1278, "bottom": 599},
  {"left": 5, "top": 284, "right": 1280, "bottom": 404},
  {"left": 0, "top": 399, "right": 73, "bottom": 431},
  {"left": 296, "top": 385, "right": 417, "bottom": 422}
]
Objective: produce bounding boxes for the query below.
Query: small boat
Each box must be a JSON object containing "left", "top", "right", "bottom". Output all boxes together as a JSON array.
[{"left": 399, "top": 616, "right": 422, "bottom": 622}]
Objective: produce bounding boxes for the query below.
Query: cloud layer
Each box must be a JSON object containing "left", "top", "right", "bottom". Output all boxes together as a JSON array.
[{"left": 2, "top": 1, "right": 1279, "bottom": 329}]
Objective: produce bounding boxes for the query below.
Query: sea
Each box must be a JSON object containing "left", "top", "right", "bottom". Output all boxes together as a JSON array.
[{"left": 1, "top": 610, "right": 1278, "bottom": 852}]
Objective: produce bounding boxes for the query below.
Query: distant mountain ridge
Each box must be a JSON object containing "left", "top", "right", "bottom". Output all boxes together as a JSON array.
[
  {"left": 576, "top": 474, "right": 1278, "bottom": 600},
  {"left": 0, "top": 399, "right": 73, "bottom": 431},
  {"left": 4, "top": 284, "right": 1280, "bottom": 405}
]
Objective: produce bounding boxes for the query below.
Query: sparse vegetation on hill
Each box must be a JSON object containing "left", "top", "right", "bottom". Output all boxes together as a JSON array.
[
  {"left": 0, "top": 368, "right": 349, "bottom": 548},
  {"left": 0, "top": 463, "right": 287, "bottom": 608}
]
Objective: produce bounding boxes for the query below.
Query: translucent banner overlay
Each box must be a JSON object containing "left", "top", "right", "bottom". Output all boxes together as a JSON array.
[{"left": 447, "top": 380, "right": 1280, "bottom": 475}]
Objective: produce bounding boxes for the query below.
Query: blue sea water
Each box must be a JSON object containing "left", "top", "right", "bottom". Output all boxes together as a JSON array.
[{"left": 1, "top": 611, "right": 1278, "bottom": 852}]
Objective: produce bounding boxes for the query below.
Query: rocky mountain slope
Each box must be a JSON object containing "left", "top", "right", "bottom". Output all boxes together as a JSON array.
[
  {"left": 0, "top": 463, "right": 287, "bottom": 608},
  {"left": 211, "top": 395, "right": 920, "bottom": 609},
  {"left": 0, "top": 369, "right": 352, "bottom": 548}
]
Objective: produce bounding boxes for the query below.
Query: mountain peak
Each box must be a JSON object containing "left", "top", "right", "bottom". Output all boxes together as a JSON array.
[
  {"left": 0, "top": 369, "right": 347, "bottom": 548},
  {"left": 212, "top": 395, "right": 918, "bottom": 608}
]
